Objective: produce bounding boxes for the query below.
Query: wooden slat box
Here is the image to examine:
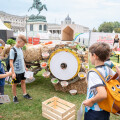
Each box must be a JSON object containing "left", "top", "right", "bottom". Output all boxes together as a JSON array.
[{"left": 42, "top": 96, "right": 76, "bottom": 120}]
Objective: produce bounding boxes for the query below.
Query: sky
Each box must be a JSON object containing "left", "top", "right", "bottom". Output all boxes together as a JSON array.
[{"left": 0, "top": 0, "right": 119, "bottom": 29}]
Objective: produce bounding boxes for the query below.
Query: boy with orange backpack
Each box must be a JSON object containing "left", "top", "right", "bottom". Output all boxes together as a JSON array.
[{"left": 83, "top": 42, "right": 120, "bottom": 120}]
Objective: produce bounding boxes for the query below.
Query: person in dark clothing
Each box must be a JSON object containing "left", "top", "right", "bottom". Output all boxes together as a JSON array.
[{"left": 113, "top": 34, "right": 119, "bottom": 51}]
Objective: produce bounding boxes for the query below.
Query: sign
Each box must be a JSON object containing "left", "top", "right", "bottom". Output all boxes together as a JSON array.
[
  {"left": 90, "top": 32, "right": 120, "bottom": 48},
  {"left": 33, "top": 38, "right": 40, "bottom": 45}
]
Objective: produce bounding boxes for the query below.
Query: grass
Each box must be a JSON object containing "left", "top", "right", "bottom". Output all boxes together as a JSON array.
[
  {"left": 0, "top": 55, "right": 120, "bottom": 120},
  {"left": 0, "top": 70, "right": 86, "bottom": 120}
]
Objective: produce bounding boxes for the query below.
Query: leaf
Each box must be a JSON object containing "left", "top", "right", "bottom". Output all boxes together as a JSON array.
[{"left": 22, "top": 46, "right": 26, "bottom": 51}]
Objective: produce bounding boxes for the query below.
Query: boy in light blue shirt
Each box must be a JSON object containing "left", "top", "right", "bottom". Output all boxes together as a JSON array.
[{"left": 9, "top": 35, "right": 32, "bottom": 103}]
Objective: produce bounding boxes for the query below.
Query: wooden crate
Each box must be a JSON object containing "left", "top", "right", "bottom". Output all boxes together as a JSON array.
[{"left": 42, "top": 96, "right": 76, "bottom": 120}]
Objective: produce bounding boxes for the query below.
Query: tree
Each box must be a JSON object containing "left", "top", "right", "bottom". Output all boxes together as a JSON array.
[
  {"left": 114, "top": 28, "right": 120, "bottom": 33},
  {"left": 98, "top": 22, "right": 114, "bottom": 33},
  {"left": 113, "top": 21, "right": 120, "bottom": 33},
  {"left": 92, "top": 27, "right": 97, "bottom": 32},
  {"left": 113, "top": 21, "right": 120, "bottom": 28},
  {"left": 98, "top": 21, "right": 120, "bottom": 33}
]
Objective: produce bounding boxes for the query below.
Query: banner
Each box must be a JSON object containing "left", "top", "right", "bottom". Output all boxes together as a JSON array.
[{"left": 90, "top": 32, "right": 120, "bottom": 48}]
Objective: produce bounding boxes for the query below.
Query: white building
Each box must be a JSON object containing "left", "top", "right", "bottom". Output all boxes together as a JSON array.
[
  {"left": 0, "top": 11, "right": 89, "bottom": 40},
  {"left": 0, "top": 11, "right": 26, "bottom": 32}
]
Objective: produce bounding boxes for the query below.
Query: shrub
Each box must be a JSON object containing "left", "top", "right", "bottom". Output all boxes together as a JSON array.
[{"left": 7, "top": 39, "right": 16, "bottom": 45}]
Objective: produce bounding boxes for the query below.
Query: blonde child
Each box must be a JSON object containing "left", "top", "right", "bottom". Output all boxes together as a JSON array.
[
  {"left": 0, "top": 39, "right": 12, "bottom": 118},
  {"left": 9, "top": 35, "right": 32, "bottom": 103}
]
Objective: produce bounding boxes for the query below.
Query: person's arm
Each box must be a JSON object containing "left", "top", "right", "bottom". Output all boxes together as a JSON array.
[
  {"left": 10, "top": 59, "right": 16, "bottom": 79},
  {"left": 83, "top": 86, "right": 107, "bottom": 107},
  {"left": 9, "top": 49, "right": 16, "bottom": 79},
  {"left": 10, "top": 59, "right": 14, "bottom": 73},
  {"left": 115, "top": 66, "right": 120, "bottom": 82},
  {"left": 113, "top": 38, "right": 115, "bottom": 46},
  {"left": 24, "top": 61, "right": 28, "bottom": 71},
  {"left": 0, "top": 72, "right": 12, "bottom": 79}
]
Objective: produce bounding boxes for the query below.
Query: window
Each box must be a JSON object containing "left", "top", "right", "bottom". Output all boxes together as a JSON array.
[
  {"left": 44, "top": 24, "right": 47, "bottom": 31},
  {"left": 30, "top": 24, "right": 33, "bottom": 31},
  {"left": 39, "top": 25, "right": 42, "bottom": 31}
]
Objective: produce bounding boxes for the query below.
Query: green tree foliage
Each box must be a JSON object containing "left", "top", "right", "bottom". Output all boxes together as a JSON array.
[
  {"left": 113, "top": 21, "right": 120, "bottom": 28},
  {"left": 7, "top": 39, "right": 16, "bottom": 45},
  {"left": 114, "top": 28, "right": 120, "bottom": 33},
  {"left": 98, "top": 21, "right": 120, "bottom": 33},
  {"left": 98, "top": 22, "right": 114, "bottom": 33}
]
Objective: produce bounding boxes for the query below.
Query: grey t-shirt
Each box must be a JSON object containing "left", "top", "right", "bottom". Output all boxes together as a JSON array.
[{"left": 9, "top": 46, "right": 25, "bottom": 74}]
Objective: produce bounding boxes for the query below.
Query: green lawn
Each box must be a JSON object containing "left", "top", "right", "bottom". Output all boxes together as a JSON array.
[{"left": 0, "top": 56, "right": 120, "bottom": 120}]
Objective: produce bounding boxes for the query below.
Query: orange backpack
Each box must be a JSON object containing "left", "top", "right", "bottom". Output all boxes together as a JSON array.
[{"left": 91, "top": 68, "right": 120, "bottom": 115}]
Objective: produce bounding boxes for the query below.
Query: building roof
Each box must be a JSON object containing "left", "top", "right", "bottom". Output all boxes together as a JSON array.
[
  {"left": 0, "top": 11, "right": 25, "bottom": 19},
  {"left": 65, "top": 15, "right": 71, "bottom": 21}
]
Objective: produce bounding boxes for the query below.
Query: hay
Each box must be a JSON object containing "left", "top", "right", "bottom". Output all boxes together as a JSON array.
[
  {"left": 23, "top": 45, "right": 42, "bottom": 62},
  {"left": 53, "top": 78, "right": 87, "bottom": 94},
  {"left": 52, "top": 65, "right": 88, "bottom": 94},
  {"left": 1, "top": 44, "right": 11, "bottom": 59},
  {"left": 41, "top": 45, "right": 49, "bottom": 53}
]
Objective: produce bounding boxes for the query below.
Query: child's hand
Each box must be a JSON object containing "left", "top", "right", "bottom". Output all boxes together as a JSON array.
[
  {"left": 6, "top": 72, "right": 12, "bottom": 76},
  {"left": 12, "top": 73, "right": 16, "bottom": 79},
  {"left": 83, "top": 99, "right": 94, "bottom": 107},
  {"left": 25, "top": 67, "right": 28, "bottom": 71}
]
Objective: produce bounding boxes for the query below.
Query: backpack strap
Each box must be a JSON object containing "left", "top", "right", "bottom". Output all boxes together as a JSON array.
[
  {"left": 90, "top": 68, "right": 106, "bottom": 85},
  {"left": 90, "top": 68, "right": 119, "bottom": 83},
  {"left": 12, "top": 47, "right": 17, "bottom": 63}
]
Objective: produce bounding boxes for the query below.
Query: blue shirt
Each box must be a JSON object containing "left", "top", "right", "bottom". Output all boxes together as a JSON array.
[
  {"left": 9, "top": 46, "right": 25, "bottom": 74},
  {"left": 0, "top": 61, "right": 5, "bottom": 86}
]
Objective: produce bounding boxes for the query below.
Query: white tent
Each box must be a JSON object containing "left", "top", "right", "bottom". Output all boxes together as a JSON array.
[
  {"left": 0, "top": 19, "right": 13, "bottom": 42},
  {"left": 0, "top": 19, "right": 11, "bottom": 30}
]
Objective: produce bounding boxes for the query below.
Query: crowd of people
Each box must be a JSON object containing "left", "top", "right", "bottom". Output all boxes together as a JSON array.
[{"left": 0, "top": 34, "right": 120, "bottom": 119}]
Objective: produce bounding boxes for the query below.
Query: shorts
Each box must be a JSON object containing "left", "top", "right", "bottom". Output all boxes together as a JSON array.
[
  {"left": 113, "top": 43, "right": 119, "bottom": 48},
  {"left": 84, "top": 109, "right": 110, "bottom": 120},
  {"left": 14, "top": 73, "right": 26, "bottom": 83}
]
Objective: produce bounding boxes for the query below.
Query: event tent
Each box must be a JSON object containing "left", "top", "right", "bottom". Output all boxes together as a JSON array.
[{"left": 0, "top": 19, "right": 13, "bottom": 43}]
